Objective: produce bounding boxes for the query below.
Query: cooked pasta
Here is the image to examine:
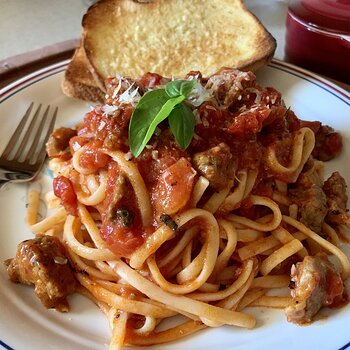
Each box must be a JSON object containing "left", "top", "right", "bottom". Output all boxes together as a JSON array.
[{"left": 6, "top": 68, "right": 350, "bottom": 349}]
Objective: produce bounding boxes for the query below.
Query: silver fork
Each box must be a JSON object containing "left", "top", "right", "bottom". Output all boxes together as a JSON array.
[{"left": 0, "top": 103, "right": 57, "bottom": 189}]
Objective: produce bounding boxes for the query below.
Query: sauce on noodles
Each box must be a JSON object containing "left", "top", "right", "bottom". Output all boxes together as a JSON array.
[
  {"left": 6, "top": 67, "right": 350, "bottom": 349},
  {"left": 56, "top": 69, "right": 343, "bottom": 256}
]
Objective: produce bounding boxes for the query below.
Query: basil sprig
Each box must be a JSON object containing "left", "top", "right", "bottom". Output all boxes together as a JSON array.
[{"left": 129, "top": 80, "right": 196, "bottom": 157}]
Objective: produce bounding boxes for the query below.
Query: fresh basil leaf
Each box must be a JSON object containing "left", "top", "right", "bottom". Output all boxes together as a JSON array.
[
  {"left": 129, "top": 89, "right": 169, "bottom": 157},
  {"left": 129, "top": 90, "right": 185, "bottom": 157},
  {"left": 165, "top": 80, "right": 196, "bottom": 98},
  {"left": 180, "top": 80, "right": 196, "bottom": 97},
  {"left": 168, "top": 103, "right": 195, "bottom": 149}
]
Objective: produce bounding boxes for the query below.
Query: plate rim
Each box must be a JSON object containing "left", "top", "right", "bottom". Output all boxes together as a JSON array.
[
  {"left": 0, "top": 58, "right": 349, "bottom": 350},
  {"left": 0, "top": 58, "right": 349, "bottom": 105}
]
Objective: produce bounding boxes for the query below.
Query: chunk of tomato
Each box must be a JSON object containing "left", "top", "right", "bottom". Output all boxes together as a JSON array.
[
  {"left": 100, "top": 222, "right": 146, "bottom": 257},
  {"left": 152, "top": 158, "right": 196, "bottom": 215},
  {"left": 53, "top": 176, "right": 78, "bottom": 216},
  {"left": 78, "top": 140, "right": 110, "bottom": 172},
  {"left": 99, "top": 162, "right": 149, "bottom": 257}
]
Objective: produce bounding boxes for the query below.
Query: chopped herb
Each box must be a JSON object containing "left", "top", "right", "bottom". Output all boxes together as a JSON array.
[
  {"left": 160, "top": 214, "right": 178, "bottom": 231},
  {"left": 116, "top": 207, "right": 134, "bottom": 227}
]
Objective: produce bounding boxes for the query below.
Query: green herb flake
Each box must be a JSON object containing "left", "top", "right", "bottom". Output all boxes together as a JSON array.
[
  {"left": 160, "top": 214, "right": 178, "bottom": 231},
  {"left": 115, "top": 207, "right": 134, "bottom": 227}
]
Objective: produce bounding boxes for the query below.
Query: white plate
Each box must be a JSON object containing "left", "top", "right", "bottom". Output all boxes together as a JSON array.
[{"left": 0, "top": 60, "right": 349, "bottom": 350}]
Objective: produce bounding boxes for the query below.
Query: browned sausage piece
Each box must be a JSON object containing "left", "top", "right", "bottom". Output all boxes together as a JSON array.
[
  {"left": 323, "top": 172, "right": 350, "bottom": 227},
  {"left": 5, "top": 236, "right": 76, "bottom": 312},
  {"left": 285, "top": 254, "right": 344, "bottom": 324},
  {"left": 46, "top": 127, "right": 77, "bottom": 158},
  {"left": 192, "top": 143, "right": 235, "bottom": 190}
]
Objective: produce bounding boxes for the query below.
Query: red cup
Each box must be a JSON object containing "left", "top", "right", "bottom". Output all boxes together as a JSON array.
[{"left": 285, "top": 0, "right": 350, "bottom": 83}]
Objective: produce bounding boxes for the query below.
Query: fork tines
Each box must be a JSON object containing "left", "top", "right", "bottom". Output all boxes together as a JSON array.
[{"left": 0, "top": 103, "right": 57, "bottom": 172}]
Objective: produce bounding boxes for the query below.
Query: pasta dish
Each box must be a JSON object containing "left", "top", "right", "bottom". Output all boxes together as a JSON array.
[{"left": 5, "top": 68, "right": 350, "bottom": 349}]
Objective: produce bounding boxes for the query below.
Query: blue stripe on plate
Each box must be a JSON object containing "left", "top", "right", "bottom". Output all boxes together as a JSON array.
[
  {"left": 0, "top": 339, "right": 14, "bottom": 350},
  {"left": 339, "top": 341, "right": 350, "bottom": 350},
  {"left": 0, "top": 68, "right": 66, "bottom": 104},
  {"left": 269, "top": 63, "right": 350, "bottom": 107}
]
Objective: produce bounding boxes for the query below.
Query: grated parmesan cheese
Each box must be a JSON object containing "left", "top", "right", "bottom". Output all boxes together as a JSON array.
[
  {"left": 112, "top": 78, "right": 122, "bottom": 99},
  {"left": 186, "top": 80, "right": 213, "bottom": 107},
  {"left": 151, "top": 150, "right": 159, "bottom": 160},
  {"left": 72, "top": 141, "right": 82, "bottom": 152},
  {"left": 245, "top": 87, "right": 262, "bottom": 105},
  {"left": 98, "top": 121, "right": 106, "bottom": 131},
  {"left": 102, "top": 104, "right": 119, "bottom": 116},
  {"left": 111, "top": 75, "right": 142, "bottom": 106},
  {"left": 118, "top": 83, "right": 141, "bottom": 106}
]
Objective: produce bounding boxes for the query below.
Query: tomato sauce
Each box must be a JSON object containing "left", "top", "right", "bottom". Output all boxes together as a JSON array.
[
  {"left": 78, "top": 140, "right": 110, "bottom": 172},
  {"left": 152, "top": 157, "right": 196, "bottom": 216},
  {"left": 53, "top": 176, "right": 78, "bottom": 216},
  {"left": 135, "top": 130, "right": 188, "bottom": 187},
  {"left": 78, "top": 105, "right": 133, "bottom": 151},
  {"left": 99, "top": 162, "right": 150, "bottom": 256},
  {"left": 47, "top": 69, "right": 343, "bottom": 257},
  {"left": 139, "top": 72, "right": 164, "bottom": 88}
]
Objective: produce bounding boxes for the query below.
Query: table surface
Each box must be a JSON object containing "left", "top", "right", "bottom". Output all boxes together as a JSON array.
[
  {"left": 0, "top": 0, "right": 348, "bottom": 92},
  {"left": 0, "top": 0, "right": 288, "bottom": 59}
]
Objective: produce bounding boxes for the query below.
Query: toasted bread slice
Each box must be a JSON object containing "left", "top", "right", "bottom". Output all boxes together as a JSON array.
[
  {"left": 62, "top": 44, "right": 105, "bottom": 103},
  {"left": 82, "top": 0, "right": 276, "bottom": 88}
]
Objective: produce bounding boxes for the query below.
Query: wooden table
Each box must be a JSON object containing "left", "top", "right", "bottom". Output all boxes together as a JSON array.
[{"left": 0, "top": 40, "right": 77, "bottom": 89}]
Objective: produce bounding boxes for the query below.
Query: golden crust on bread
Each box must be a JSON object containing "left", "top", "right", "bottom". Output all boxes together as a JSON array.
[
  {"left": 61, "top": 45, "right": 105, "bottom": 103},
  {"left": 62, "top": 0, "right": 276, "bottom": 102},
  {"left": 82, "top": 0, "right": 276, "bottom": 85}
]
